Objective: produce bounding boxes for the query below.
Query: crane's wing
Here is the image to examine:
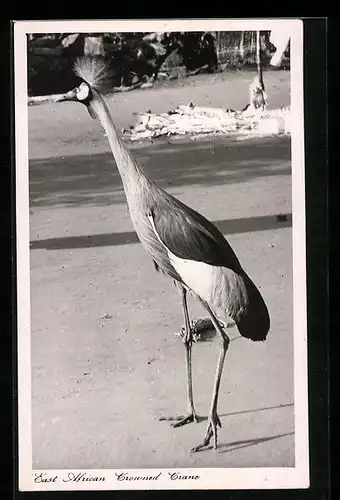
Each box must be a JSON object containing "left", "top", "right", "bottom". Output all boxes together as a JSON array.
[
  {"left": 148, "top": 194, "right": 270, "bottom": 342},
  {"left": 148, "top": 197, "right": 243, "bottom": 273}
]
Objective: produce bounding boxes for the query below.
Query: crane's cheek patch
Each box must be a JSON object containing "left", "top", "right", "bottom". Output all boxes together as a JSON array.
[{"left": 77, "top": 84, "right": 90, "bottom": 101}]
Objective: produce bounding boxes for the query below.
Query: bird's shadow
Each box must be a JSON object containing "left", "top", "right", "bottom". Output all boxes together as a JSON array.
[
  {"left": 219, "top": 401, "right": 294, "bottom": 419},
  {"left": 189, "top": 402, "right": 294, "bottom": 454},
  {"left": 193, "top": 431, "right": 295, "bottom": 454},
  {"left": 159, "top": 402, "right": 294, "bottom": 428}
]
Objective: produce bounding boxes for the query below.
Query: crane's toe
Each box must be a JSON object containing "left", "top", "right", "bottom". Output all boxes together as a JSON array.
[
  {"left": 158, "top": 411, "right": 199, "bottom": 427},
  {"left": 171, "top": 412, "right": 199, "bottom": 427},
  {"left": 190, "top": 413, "right": 222, "bottom": 453}
]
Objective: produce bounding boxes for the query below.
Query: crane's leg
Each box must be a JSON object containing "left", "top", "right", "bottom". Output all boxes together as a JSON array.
[
  {"left": 159, "top": 287, "right": 198, "bottom": 426},
  {"left": 171, "top": 287, "right": 198, "bottom": 427},
  {"left": 191, "top": 300, "right": 230, "bottom": 452}
]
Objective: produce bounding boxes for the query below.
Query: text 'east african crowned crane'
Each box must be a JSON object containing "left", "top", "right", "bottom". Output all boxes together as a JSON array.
[{"left": 56, "top": 57, "right": 270, "bottom": 452}]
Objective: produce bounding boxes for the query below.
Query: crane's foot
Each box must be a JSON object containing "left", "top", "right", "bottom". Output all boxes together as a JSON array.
[
  {"left": 175, "top": 318, "right": 228, "bottom": 343},
  {"left": 171, "top": 411, "right": 199, "bottom": 427},
  {"left": 190, "top": 412, "right": 222, "bottom": 453},
  {"left": 159, "top": 411, "right": 199, "bottom": 427}
]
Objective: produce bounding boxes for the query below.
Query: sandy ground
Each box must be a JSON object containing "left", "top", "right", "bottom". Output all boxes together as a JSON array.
[{"left": 28, "top": 70, "right": 294, "bottom": 469}]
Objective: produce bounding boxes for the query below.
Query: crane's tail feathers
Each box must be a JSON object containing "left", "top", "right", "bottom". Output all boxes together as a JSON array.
[
  {"left": 74, "top": 56, "right": 115, "bottom": 95},
  {"left": 233, "top": 273, "right": 270, "bottom": 342}
]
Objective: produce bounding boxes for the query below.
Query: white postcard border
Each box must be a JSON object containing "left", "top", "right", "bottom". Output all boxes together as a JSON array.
[{"left": 14, "top": 18, "right": 309, "bottom": 492}]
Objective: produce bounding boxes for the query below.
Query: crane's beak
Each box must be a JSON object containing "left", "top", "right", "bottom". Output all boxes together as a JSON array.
[{"left": 54, "top": 88, "right": 78, "bottom": 103}]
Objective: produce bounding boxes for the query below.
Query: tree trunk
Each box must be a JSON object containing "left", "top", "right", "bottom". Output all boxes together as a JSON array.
[{"left": 240, "top": 31, "right": 245, "bottom": 60}]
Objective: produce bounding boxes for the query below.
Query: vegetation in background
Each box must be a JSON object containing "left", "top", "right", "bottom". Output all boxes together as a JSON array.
[{"left": 27, "top": 31, "right": 290, "bottom": 96}]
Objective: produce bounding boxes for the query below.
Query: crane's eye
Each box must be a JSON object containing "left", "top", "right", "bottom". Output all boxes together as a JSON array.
[{"left": 77, "top": 83, "right": 90, "bottom": 101}]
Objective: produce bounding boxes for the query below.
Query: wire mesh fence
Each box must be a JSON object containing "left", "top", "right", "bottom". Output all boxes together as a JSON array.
[{"left": 216, "top": 31, "right": 259, "bottom": 65}]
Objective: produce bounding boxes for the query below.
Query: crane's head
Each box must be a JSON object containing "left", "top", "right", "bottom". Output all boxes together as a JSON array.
[
  {"left": 56, "top": 81, "right": 92, "bottom": 103},
  {"left": 55, "top": 57, "right": 113, "bottom": 118}
]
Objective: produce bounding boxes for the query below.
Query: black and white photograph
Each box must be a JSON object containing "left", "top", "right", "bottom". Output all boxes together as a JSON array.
[{"left": 14, "top": 19, "right": 308, "bottom": 491}]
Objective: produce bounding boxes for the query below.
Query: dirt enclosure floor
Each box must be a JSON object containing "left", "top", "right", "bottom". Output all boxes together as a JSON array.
[{"left": 28, "top": 69, "right": 294, "bottom": 469}]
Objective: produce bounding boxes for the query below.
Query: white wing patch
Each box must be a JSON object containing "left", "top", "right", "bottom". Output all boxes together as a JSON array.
[
  {"left": 147, "top": 213, "right": 216, "bottom": 303},
  {"left": 168, "top": 253, "right": 217, "bottom": 304}
]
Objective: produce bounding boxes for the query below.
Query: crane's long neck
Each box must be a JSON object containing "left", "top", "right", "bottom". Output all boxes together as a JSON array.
[{"left": 90, "top": 93, "right": 147, "bottom": 196}]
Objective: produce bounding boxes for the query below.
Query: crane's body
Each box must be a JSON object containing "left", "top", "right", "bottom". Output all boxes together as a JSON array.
[{"left": 56, "top": 57, "right": 270, "bottom": 452}]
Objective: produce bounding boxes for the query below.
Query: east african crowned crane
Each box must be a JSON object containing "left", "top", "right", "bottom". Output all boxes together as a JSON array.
[
  {"left": 250, "top": 30, "right": 267, "bottom": 111},
  {"left": 242, "top": 31, "right": 267, "bottom": 114},
  {"left": 56, "top": 57, "right": 270, "bottom": 452}
]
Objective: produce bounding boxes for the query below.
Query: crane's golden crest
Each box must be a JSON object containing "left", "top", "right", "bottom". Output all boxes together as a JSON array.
[{"left": 73, "top": 56, "right": 114, "bottom": 95}]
